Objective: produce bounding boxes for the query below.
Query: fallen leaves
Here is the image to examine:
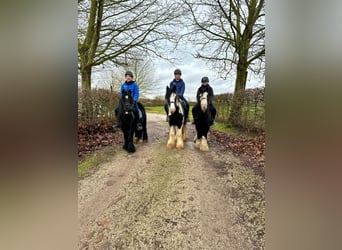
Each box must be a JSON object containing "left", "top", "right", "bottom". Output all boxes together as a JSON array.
[
  {"left": 210, "top": 130, "right": 265, "bottom": 168},
  {"left": 78, "top": 120, "right": 122, "bottom": 158}
]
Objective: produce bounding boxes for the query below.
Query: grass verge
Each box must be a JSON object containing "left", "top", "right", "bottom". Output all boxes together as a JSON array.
[
  {"left": 78, "top": 146, "right": 115, "bottom": 178},
  {"left": 145, "top": 106, "right": 165, "bottom": 114},
  {"left": 78, "top": 155, "right": 95, "bottom": 178}
]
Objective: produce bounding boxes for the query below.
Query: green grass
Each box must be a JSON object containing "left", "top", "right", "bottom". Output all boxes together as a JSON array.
[
  {"left": 212, "top": 122, "right": 240, "bottom": 136},
  {"left": 145, "top": 106, "right": 165, "bottom": 114},
  {"left": 78, "top": 147, "right": 115, "bottom": 178},
  {"left": 78, "top": 155, "right": 95, "bottom": 178}
]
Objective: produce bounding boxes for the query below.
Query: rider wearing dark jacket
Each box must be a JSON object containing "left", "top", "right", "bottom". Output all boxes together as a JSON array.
[
  {"left": 192, "top": 76, "right": 216, "bottom": 125},
  {"left": 164, "top": 68, "right": 189, "bottom": 122},
  {"left": 196, "top": 84, "right": 214, "bottom": 104}
]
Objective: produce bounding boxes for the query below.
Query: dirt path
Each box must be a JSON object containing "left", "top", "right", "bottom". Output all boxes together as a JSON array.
[{"left": 78, "top": 113, "right": 265, "bottom": 250}]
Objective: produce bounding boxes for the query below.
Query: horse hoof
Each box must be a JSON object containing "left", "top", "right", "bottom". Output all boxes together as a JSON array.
[
  {"left": 166, "top": 143, "right": 173, "bottom": 149},
  {"left": 128, "top": 148, "right": 136, "bottom": 153},
  {"left": 134, "top": 137, "right": 139, "bottom": 144},
  {"left": 143, "top": 139, "right": 148, "bottom": 143},
  {"left": 127, "top": 143, "right": 136, "bottom": 153},
  {"left": 200, "top": 146, "right": 209, "bottom": 151}
]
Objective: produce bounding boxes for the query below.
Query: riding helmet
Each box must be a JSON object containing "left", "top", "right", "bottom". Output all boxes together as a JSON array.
[
  {"left": 201, "top": 76, "right": 209, "bottom": 83},
  {"left": 125, "top": 70, "right": 134, "bottom": 77},
  {"left": 174, "top": 68, "right": 182, "bottom": 75}
]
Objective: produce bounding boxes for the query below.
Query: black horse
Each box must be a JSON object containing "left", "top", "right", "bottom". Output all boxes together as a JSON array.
[
  {"left": 165, "top": 85, "right": 187, "bottom": 149},
  {"left": 118, "top": 90, "right": 148, "bottom": 153},
  {"left": 192, "top": 90, "right": 211, "bottom": 151}
]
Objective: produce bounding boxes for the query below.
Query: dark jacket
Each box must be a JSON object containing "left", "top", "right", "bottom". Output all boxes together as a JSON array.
[
  {"left": 120, "top": 81, "right": 139, "bottom": 102},
  {"left": 169, "top": 78, "right": 185, "bottom": 97},
  {"left": 196, "top": 84, "right": 214, "bottom": 104}
]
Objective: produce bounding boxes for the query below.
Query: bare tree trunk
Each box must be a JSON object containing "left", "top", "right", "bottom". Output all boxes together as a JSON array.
[
  {"left": 229, "top": 57, "right": 248, "bottom": 126},
  {"left": 81, "top": 65, "right": 92, "bottom": 90},
  {"left": 79, "top": 0, "right": 104, "bottom": 91}
]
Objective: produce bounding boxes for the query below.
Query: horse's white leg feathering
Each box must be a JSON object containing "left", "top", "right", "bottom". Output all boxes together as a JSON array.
[
  {"left": 199, "top": 136, "right": 209, "bottom": 151},
  {"left": 167, "top": 126, "right": 176, "bottom": 149},
  {"left": 182, "top": 123, "right": 187, "bottom": 141},
  {"left": 176, "top": 125, "right": 184, "bottom": 149}
]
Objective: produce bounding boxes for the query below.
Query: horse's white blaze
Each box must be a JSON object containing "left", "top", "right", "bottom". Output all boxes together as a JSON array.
[
  {"left": 200, "top": 92, "right": 208, "bottom": 112},
  {"left": 169, "top": 93, "right": 176, "bottom": 113}
]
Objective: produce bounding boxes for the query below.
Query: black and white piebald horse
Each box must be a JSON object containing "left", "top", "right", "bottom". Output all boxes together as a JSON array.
[
  {"left": 118, "top": 90, "right": 148, "bottom": 153},
  {"left": 165, "top": 85, "right": 187, "bottom": 149},
  {"left": 193, "top": 90, "right": 210, "bottom": 151}
]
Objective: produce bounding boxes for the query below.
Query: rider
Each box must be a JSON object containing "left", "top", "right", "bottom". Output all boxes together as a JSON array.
[
  {"left": 114, "top": 70, "right": 143, "bottom": 130},
  {"left": 192, "top": 76, "right": 216, "bottom": 125},
  {"left": 164, "top": 68, "right": 189, "bottom": 122}
]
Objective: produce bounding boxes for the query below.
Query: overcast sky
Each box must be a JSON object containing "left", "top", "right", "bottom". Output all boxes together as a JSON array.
[{"left": 90, "top": 48, "right": 265, "bottom": 101}]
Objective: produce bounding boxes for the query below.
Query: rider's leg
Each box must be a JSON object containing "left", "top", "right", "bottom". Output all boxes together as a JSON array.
[
  {"left": 135, "top": 102, "right": 143, "bottom": 130},
  {"left": 183, "top": 98, "right": 190, "bottom": 122},
  {"left": 209, "top": 103, "right": 216, "bottom": 125}
]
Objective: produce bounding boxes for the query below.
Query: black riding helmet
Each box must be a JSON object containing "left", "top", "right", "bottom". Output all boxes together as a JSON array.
[
  {"left": 125, "top": 70, "right": 134, "bottom": 78},
  {"left": 174, "top": 68, "right": 182, "bottom": 75},
  {"left": 201, "top": 76, "right": 209, "bottom": 83}
]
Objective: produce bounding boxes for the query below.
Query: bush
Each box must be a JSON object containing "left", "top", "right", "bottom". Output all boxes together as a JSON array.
[
  {"left": 214, "top": 87, "right": 265, "bottom": 132},
  {"left": 78, "top": 88, "right": 119, "bottom": 124}
]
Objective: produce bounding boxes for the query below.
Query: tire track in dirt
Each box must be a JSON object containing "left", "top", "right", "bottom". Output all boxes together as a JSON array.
[{"left": 78, "top": 113, "right": 265, "bottom": 250}]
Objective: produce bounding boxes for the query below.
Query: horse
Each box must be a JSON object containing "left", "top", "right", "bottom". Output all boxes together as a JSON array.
[
  {"left": 193, "top": 90, "right": 211, "bottom": 151},
  {"left": 118, "top": 90, "right": 148, "bottom": 153},
  {"left": 165, "top": 85, "right": 187, "bottom": 149}
]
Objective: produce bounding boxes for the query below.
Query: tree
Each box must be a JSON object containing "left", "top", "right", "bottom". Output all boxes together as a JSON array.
[
  {"left": 78, "top": 0, "right": 183, "bottom": 90},
  {"left": 107, "top": 58, "right": 156, "bottom": 98},
  {"left": 183, "top": 0, "right": 265, "bottom": 126}
]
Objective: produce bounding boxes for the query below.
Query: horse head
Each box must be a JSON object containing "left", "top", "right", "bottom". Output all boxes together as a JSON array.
[
  {"left": 199, "top": 90, "right": 208, "bottom": 112},
  {"left": 166, "top": 85, "right": 178, "bottom": 114},
  {"left": 120, "top": 90, "right": 134, "bottom": 114}
]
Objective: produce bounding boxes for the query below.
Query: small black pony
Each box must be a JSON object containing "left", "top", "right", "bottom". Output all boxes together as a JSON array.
[
  {"left": 165, "top": 85, "right": 187, "bottom": 149},
  {"left": 193, "top": 90, "right": 211, "bottom": 151},
  {"left": 118, "top": 90, "right": 148, "bottom": 153}
]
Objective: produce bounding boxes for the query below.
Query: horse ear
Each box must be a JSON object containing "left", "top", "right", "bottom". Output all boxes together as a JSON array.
[
  {"left": 122, "top": 90, "right": 127, "bottom": 94},
  {"left": 128, "top": 90, "right": 132, "bottom": 95},
  {"left": 171, "top": 85, "right": 176, "bottom": 92}
]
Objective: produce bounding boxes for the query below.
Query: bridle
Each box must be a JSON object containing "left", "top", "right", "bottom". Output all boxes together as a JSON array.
[{"left": 121, "top": 94, "right": 134, "bottom": 115}]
